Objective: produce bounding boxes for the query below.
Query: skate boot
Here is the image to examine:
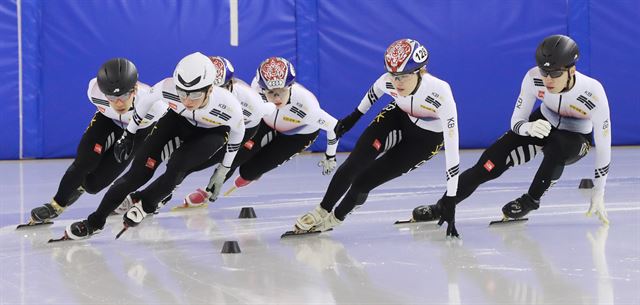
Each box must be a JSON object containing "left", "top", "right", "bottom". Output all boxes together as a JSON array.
[
  {"left": 314, "top": 211, "right": 342, "bottom": 232},
  {"left": 412, "top": 200, "right": 443, "bottom": 222},
  {"left": 31, "top": 200, "right": 66, "bottom": 223},
  {"left": 295, "top": 205, "right": 329, "bottom": 232},
  {"left": 114, "top": 193, "right": 140, "bottom": 215},
  {"left": 123, "top": 200, "right": 149, "bottom": 228},
  {"left": 502, "top": 193, "right": 540, "bottom": 219},
  {"left": 179, "top": 188, "right": 210, "bottom": 209},
  {"left": 222, "top": 176, "right": 254, "bottom": 197},
  {"left": 65, "top": 220, "right": 102, "bottom": 240}
]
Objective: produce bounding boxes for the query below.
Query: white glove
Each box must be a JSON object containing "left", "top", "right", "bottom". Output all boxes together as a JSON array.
[
  {"left": 206, "top": 165, "right": 231, "bottom": 202},
  {"left": 586, "top": 191, "right": 609, "bottom": 225},
  {"left": 524, "top": 119, "right": 552, "bottom": 139},
  {"left": 318, "top": 154, "right": 337, "bottom": 175}
]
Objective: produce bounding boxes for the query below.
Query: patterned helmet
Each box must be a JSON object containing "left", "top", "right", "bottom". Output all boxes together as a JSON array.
[
  {"left": 384, "top": 39, "right": 429, "bottom": 75},
  {"left": 173, "top": 52, "right": 216, "bottom": 91},
  {"left": 256, "top": 57, "right": 296, "bottom": 90},
  {"left": 209, "top": 56, "right": 235, "bottom": 87}
]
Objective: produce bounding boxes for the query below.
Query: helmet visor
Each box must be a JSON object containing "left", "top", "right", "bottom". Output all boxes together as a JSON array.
[
  {"left": 105, "top": 89, "right": 134, "bottom": 101},
  {"left": 539, "top": 68, "right": 566, "bottom": 79},
  {"left": 176, "top": 87, "right": 208, "bottom": 100}
]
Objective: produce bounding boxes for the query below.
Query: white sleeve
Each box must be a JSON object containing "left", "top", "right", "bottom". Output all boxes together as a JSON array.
[
  {"left": 510, "top": 73, "right": 538, "bottom": 136},
  {"left": 305, "top": 106, "right": 339, "bottom": 156},
  {"left": 437, "top": 84, "right": 460, "bottom": 197},
  {"left": 258, "top": 99, "right": 277, "bottom": 117},
  {"left": 126, "top": 80, "right": 164, "bottom": 134},
  {"left": 86, "top": 78, "right": 97, "bottom": 102},
  {"left": 356, "top": 75, "right": 386, "bottom": 114},
  {"left": 222, "top": 106, "right": 246, "bottom": 168},
  {"left": 590, "top": 83, "right": 611, "bottom": 196}
]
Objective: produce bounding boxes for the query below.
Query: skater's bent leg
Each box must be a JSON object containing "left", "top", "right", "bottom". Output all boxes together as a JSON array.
[
  {"left": 138, "top": 131, "right": 226, "bottom": 212},
  {"left": 450, "top": 131, "right": 542, "bottom": 204},
  {"left": 528, "top": 130, "right": 590, "bottom": 200}
]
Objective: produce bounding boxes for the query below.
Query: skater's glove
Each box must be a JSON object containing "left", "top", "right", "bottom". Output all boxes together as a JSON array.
[
  {"left": 206, "top": 165, "right": 230, "bottom": 202},
  {"left": 586, "top": 191, "right": 609, "bottom": 225},
  {"left": 524, "top": 119, "right": 551, "bottom": 139},
  {"left": 437, "top": 196, "right": 460, "bottom": 238},
  {"left": 114, "top": 130, "right": 135, "bottom": 163},
  {"left": 318, "top": 154, "right": 337, "bottom": 175},
  {"left": 334, "top": 108, "right": 364, "bottom": 138}
]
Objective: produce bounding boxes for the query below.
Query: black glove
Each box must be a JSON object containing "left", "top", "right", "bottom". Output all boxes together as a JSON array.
[
  {"left": 113, "top": 130, "right": 135, "bottom": 163},
  {"left": 437, "top": 196, "right": 459, "bottom": 238},
  {"left": 334, "top": 108, "right": 364, "bottom": 138}
]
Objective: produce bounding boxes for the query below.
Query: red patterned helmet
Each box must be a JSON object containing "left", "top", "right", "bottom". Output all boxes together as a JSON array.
[
  {"left": 256, "top": 57, "right": 296, "bottom": 90},
  {"left": 208, "top": 56, "right": 235, "bottom": 87},
  {"left": 384, "top": 39, "right": 429, "bottom": 75}
]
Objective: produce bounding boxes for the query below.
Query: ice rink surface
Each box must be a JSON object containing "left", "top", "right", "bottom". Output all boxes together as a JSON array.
[{"left": 1, "top": 147, "right": 639, "bottom": 305}]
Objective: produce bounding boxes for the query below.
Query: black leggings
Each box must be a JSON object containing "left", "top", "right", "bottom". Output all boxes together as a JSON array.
[
  {"left": 225, "top": 120, "right": 319, "bottom": 182},
  {"left": 53, "top": 112, "right": 152, "bottom": 207},
  {"left": 87, "top": 110, "right": 228, "bottom": 229},
  {"left": 186, "top": 125, "right": 259, "bottom": 175},
  {"left": 450, "top": 109, "right": 591, "bottom": 205},
  {"left": 320, "top": 103, "right": 444, "bottom": 220}
]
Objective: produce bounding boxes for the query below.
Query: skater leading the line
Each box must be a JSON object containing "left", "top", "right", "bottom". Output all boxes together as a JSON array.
[
  {"left": 412, "top": 35, "right": 612, "bottom": 226},
  {"left": 292, "top": 38, "right": 461, "bottom": 237},
  {"left": 61, "top": 52, "right": 246, "bottom": 240},
  {"left": 22, "top": 58, "right": 165, "bottom": 228}
]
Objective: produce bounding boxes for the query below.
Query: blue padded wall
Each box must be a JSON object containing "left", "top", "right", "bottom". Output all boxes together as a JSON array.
[
  {"left": 0, "top": 0, "right": 637, "bottom": 159},
  {"left": 0, "top": 0, "right": 19, "bottom": 159},
  {"left": 22, "top": 0, "right": 296, "bottom": 158}
]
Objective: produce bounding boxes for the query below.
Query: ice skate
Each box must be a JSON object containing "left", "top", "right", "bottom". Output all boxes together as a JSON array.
[
  {"left": 396, "top": 201, "right": 442, "bottom": 224},
  {"left": 282, "top": 206, "right": 334, "bottom": 238},
  {"left": 174, "top": 189, "right": 209, "bottom": 211},
  {"left": 49, "top": 219, "right": 102, "bottom": 242},
  {"left": 222, "top": 175, "right": 253, "bottom": 197},
  {"left": 489, "top": 194, "right": 538, "bottom": 226},
  {"left": 17, "top": 200, "right": 66, "bottom": 229}
]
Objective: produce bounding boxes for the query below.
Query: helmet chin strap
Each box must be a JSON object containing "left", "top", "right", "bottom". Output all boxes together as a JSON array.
[
  {"left": 560, "top": 73, "right": 576, "bottom": 93},
  {"left": 409, "top": 72, "right": 422, "bottom": 95}
]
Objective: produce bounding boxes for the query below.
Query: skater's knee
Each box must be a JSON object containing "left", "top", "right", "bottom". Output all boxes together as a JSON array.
[{"left": 81, "top": 181, "right": 102, "bottom": 194}]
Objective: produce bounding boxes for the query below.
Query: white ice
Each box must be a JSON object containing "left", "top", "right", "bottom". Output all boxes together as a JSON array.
[{"left": 1, "top": 147, "right": 639, "bottom": 305}]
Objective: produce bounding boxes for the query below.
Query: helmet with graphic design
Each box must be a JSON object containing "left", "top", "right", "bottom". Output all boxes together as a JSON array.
[
  {"left": 173, "top": 52, "right": 216, "bottom": 91},
  {"left": 384, "top": 39, "right": 429, "bottom": 75},
  {"left": 535, "top": 35, "right": 579, "bottom": 71},
  {"left": 208, "top": 56, "right": 235, "bottom": 87},
  {"left": 97, "top": 58, "right": 138, "bottom": 96},
  {"left": 256, "top": 57, "right": 296, "bottom": 90}
]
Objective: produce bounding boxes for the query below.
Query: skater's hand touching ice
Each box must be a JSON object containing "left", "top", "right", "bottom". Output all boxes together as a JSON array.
[
  {"left": 438, "top": 196, "right": 460, "bottom": 238},
  {"left": 586, "top": 190, "right": 609, "bottom": 225}
]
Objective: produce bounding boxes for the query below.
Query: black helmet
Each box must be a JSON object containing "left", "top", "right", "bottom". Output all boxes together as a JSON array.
[
  {"left": 97, "top": 58, "right": 138, "bottom": 96},
  {"left": 535, "top": 35, "right": 579, "bottom": 71}
]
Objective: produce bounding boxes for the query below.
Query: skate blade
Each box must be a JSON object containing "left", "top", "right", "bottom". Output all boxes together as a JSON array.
[
  {"left": 394, "top": 218, "right": 437, "bottom": 225},
  {"left": 280, "top": 228, "right": 333, "bottom": 239},
  {"left": 16, "top": 220, "right": 53, "bottom": 229},
  {"left": 171, "top": 203, "right": 209, "bottom": 211},
  {"left": 223, "top": 186, "right": 237, "bottom": 197},
  {"left": 489, "top": 217, "right": 528, "bottom": 226},
  {"left": 115, "top": 224, "right": 129, "bottom": 240},
  {"left": 48, "top": 232, "right": 71, "bottom": 243}
]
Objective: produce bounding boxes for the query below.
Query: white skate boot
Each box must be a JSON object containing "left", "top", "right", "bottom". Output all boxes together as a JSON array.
[
  {"left": 294, "top": 205, "right": 329, "bottom": 232},
  {"left": 314, "top": 211, "right": 342, "bottom": 232}
]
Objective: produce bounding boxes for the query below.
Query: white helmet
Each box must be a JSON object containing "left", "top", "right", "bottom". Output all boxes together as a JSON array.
[{"left": 173, "top": 52, "right": 216, "bottom": 91}]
